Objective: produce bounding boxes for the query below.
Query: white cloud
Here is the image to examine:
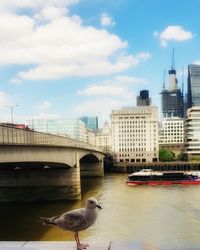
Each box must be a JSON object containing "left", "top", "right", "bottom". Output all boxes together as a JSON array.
[
  {"left": 10, "top": 78, "right": 22, "bottom": 85},
  {"left": 73, "top": 98, "right": 125, "bottom": 115},
  {"left": 77, "top": 75, "right": 147, "bottom": 97},
  {"left": 0, "top": 0, "right": 79, "bottom": 11},
  {"left": 17, "top": 53, "right": 150, "bottom": 80},
  {"left": 74, "top": 74, "right": 148, "bottom": 118},
  {"left": 193, "top": 60, "right": 200, "bottom": 65},
  {"left": 154, "top": 25, "right": 193, "bottom": 47},
  {"left": 73, "top": 97, "right": 136, "bottom": 125},
  {"left": 101, "top": 12, "right": 115, "bottom": 27},
  {"left": 0, "top": 2, "right": 150, "bottom": 81},
  {"left": 38, "top": 101, "right": 52, "bottom": 111}
]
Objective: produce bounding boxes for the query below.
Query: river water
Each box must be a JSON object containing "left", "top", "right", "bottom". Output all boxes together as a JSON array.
[{"left": 1, "top": 173, "right": 200, "bottom": 249}]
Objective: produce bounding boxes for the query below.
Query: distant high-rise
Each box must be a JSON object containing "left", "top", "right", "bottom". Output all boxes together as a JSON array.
[
  {"left": 187, "top": 64, "right": 200, "bottom": 108},
  {"left": 80, "top": 116, "right": 98, "bottom": 131},
  {"left": 137, "top": 90, "right": 151, "bottom": 106},
  {"left": 160, "top": 52, "right": 184, "bottom": 118}
]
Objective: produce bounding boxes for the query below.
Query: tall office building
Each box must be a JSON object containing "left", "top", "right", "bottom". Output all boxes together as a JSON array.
[
  {"left": 80, "top": 116, "right": 98, "bottom": 131},
  {"left": 161, "top": 56, "right": 184, "bottom": 118},
  {"left": 137, "top": 90, "right": 151, "bottom": 106},
  {"left": 187, "top": 64, "right": 200, "bottom": 108},
  {"left": 159, "top": 117, "right": 184, "bottom": 156},
  {"left": 111, "top": 106, "right": 159, "bottom": 163},
  {"left": 184, "top": 106, "right": 200, "bottom": 160}
]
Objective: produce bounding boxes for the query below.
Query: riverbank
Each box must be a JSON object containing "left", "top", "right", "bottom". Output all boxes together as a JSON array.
[{"left": 107, "top": 161, "right": 200, "bottom": 173}]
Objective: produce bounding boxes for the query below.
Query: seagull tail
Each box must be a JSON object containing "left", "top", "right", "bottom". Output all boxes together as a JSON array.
[{"left": 40, "top": 216, "right": 58, "bottom": 226}]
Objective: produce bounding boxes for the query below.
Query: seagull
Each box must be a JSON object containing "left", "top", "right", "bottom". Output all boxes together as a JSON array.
[{"left": 40, "top": 197, "right": 102, "bottom": 250}]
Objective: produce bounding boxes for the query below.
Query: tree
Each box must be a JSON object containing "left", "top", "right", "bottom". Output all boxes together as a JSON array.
[{"left": 159, "top": 148, "right": 174, "bottom": 162}]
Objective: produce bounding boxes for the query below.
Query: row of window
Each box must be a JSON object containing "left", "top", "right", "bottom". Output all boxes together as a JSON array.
[
  {"left": 119, "top": 153, "right": 157, "bottom": 157},
  {"left": 119, "top": 147, "right": 157, "bottom": 151}
]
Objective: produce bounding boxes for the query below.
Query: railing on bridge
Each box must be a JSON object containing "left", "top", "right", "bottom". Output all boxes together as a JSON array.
[{"left": 0, "top": 125, "right": 103, "bottom": 153}]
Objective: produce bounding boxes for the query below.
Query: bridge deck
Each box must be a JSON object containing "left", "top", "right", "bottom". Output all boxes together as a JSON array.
[{"left": 0, "top": 241, "right": 160, "bottom": 249}]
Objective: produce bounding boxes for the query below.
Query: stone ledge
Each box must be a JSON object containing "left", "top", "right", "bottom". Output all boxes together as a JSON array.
[
  {"left": 0, "top": 241, "right": 161, "bottom": 249},
  {"left": 0, "top": 241, "right": 110, "bottom": 250}
]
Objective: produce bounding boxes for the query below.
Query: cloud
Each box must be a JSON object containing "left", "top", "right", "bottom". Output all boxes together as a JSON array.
[
  {"left": 74, "top": 74, "right": 148, "bottom": 118},
  {"left": 77, "top": 75, "right": 147, "bottom": 97},
  {"left": 17, "top": 53, "right": 150, "bottom": 80},
  {"left": 74, "top": 98, "right": 123, "bottom": 114},
  {"left": 154, "top": 25, "right": 193, "bottom": 47},
  {"left": 193, "top": 60, "right": 200, "bottom": 65},
  {"left": 0, "top": 2, "right": 150, "bottom": 81},
  {"left": 38, "top": 101, "right": 52, "bottom": 111},
  {"left": 0, "top": 0, "right": 79, "bottom": 11},
  {"left": 10, "top": 78, "right": 22, "bottom": 85},
  {"left": 100, "top": 12, "right": 115, "bottom": 27}
]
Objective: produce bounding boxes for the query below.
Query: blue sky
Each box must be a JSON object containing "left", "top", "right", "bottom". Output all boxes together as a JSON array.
[{"left": 0, "top": 0, "right": 199, "bottom": 126}]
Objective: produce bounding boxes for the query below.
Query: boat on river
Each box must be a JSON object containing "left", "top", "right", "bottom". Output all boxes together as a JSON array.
[{"left": 126, "top": 169, "right": 200, "bottom": 186}]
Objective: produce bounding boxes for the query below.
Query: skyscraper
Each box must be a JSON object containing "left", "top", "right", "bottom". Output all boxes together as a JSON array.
[
  {"left": 137, "top": 90, "right": 151, "bottom": 106},
  {"left": 79, "top": 116, "right": 98, "bottom": 131},
  {"left": 187, "top": 64, "right": 200, "bottom": 108},
  {"left": 160, "top": 54, "right": 184, "bottom": 118}
]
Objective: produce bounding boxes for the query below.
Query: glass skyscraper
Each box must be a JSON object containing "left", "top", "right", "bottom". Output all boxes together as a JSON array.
[
  {"left": 80, "top": 116, "right": 98, "bottom": 131},
  {"left": 187, "top": 64, "right": 200, "bottom": 108}
]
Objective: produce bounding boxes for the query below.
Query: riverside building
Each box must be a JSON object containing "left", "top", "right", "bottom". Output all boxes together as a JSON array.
[
  {"left": 95, "top": 121, "right": 112, "bottom": 151},
  {"left": 111, "top": 106, "right": 159, "bottom": 163},
  {"left": 187, "top": 64, "right": 200, "bottom": 108},
  {"left": 26, "top": 119, "right": 87, "bottom": 142},
  {"left": 159, "top": 117, "right": 184, "bottom": 156},
  {"left": 184, "top": 106, "right": 200, "bottom": 161}
]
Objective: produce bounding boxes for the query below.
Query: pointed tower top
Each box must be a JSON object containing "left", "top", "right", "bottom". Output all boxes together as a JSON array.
[
  {"left": 169, "top": 47, "right": 176, "bottom": 75},
  {"left": 171, "top": 47, "right": 175, "bottom": 70},
  {"left": 163, "top": 69, "right": 166, "bottom": 90}
]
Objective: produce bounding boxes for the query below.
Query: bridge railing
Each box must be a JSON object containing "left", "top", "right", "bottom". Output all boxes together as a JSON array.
[{"left": 0, "top": 125, "right": 104, "bottom": 153}]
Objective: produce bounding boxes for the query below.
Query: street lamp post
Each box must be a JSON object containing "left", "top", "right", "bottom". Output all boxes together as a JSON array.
[{"left": 5, "top": 105, "right": 19, "bottom": 124}]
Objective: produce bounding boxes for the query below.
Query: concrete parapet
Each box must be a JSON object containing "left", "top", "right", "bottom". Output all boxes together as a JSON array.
[{"left": 0, "top": 241, "right": 160, "bottom": 249}]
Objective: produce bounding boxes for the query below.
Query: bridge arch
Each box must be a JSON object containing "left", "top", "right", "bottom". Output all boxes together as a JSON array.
[{"left": 79, "top": 152, "right": 104, "bottom": 177}]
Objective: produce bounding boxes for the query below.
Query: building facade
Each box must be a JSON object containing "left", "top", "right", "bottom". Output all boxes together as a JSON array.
[
  {"left": 27, "top": 119, "right": 87, "bottom": 142},
  {"left": 161, "top": 63, "right": 184, "bottom": 118},
  {"left": 85, "top": 129, "right": 96, "bottom": 145},
  {"left": 95, "top": 121, "right": 112, "bottom": 151},
  {"left": 79, "top": 116, "right": 98, "bottom": 131},
  {"left": 111, "top": 106, "right": 159, "bottom": 163},
  {"left": 187, "top": 64, "right": 200, "bottom": 108},
  {"left": 184, "top": 106, "right": 200, "bottom": 161},
  {"left": 159, "top": 117, "right": 185, "bottom": 156},
  {"left": 137, "top": 90, "right": 151, "bottom": 106}
]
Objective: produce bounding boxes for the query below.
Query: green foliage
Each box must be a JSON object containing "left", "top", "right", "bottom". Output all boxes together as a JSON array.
[
  {"left": 159, "top": 148, "right": 174, "bottom": 162},
  {"left": 176, "top": 152, "right": 184, "bottom": 161},
  {"left": 190, "top": 156, "right": 200, "bottom": 162}
]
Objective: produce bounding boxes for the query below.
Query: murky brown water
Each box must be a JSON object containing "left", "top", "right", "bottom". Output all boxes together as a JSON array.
[{"left": 1, "top": 173, "right": 200, "bottom": 249}]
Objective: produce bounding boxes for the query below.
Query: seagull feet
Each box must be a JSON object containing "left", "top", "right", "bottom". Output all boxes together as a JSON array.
[{"left": 77, "top": 243, "right": 89, "bottom": 250}]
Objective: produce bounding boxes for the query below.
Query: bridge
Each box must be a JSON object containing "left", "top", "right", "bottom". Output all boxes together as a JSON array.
[{"left": 0, "top": 125, "right": 105, "bottom": 201}]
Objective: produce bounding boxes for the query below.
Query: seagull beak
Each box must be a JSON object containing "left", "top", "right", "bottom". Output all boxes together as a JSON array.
[{"left": 96, "top": 205, "right": 102, "bottom": 209}]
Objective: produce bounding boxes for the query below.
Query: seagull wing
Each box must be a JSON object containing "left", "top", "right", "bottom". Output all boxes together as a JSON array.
[{"left": 56, "top": 208, "right": 87, "bottom": 231}]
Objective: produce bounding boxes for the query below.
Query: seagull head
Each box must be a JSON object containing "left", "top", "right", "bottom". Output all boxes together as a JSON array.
[{"left": 86, "top": 197, "right": 102, "bottom": 210}]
